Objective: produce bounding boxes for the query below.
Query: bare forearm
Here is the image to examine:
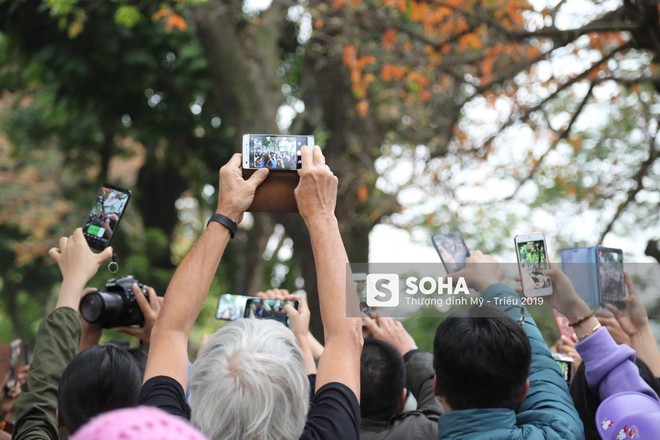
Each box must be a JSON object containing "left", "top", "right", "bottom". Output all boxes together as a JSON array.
[
  {"left": 145, "top": 223, "right": 230, "bottom": 385},
  {"left": 156, "top": 222, "right": 230, "bottom": 335},
  {"left": 55, "top": 278, "right": 88, "bottom": 310},
  {"left": 296, "top": 333, "right": 317, "bottom": 375},
  {"left": 631, "top": 326, "right": 660, "bottom": 377},
  {"left": 307, "top": 215, "right": 355, "bottom": 339}
]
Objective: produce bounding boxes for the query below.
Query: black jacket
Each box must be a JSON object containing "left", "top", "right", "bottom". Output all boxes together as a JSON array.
[{"left": 360, "top": 350, "right": 443, "bottom": 440}]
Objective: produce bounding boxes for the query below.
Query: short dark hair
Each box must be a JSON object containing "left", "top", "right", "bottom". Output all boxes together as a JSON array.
[
  {"left": 571, "top": 358, "right": 660, "bottom": 440},
  {"left": 433, "top": 304, "right": 531, "bottom": 410},
  {"left": 360, "top": 338, "right": 406, "bottom": 420},
  {"left": 58, "top": 344, "right": 142, "bottom": 435}
]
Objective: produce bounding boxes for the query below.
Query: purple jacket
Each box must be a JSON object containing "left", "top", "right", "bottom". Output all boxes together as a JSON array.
[{"left": 575, "top": 327, "right": 659, "bottom": 401}]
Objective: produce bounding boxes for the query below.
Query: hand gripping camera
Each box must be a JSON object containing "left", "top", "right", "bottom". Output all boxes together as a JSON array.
[{"left": 79, "top": 275, "right": 147, "bottom": 328}]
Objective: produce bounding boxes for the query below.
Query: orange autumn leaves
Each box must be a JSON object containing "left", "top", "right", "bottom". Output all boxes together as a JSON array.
[
  {"left": 152, "top": 7, "right": 187, "bottom": 32},
  {"left": 331, "top": 0, "right": 533, "bottom": 118}
]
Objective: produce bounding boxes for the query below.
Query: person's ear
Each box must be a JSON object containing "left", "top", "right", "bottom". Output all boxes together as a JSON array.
[
  {"left": 396, "top": 388, "right": 408, "bottom": 413},
  {"left": 433, "top": 373, "right": 442, "bottom": 397},
  {"left": 517, "top": 378, "right": 530, "bottom": 402}
]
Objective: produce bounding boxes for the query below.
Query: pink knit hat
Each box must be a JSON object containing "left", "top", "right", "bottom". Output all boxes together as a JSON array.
[{"left": 70, "top": 406, "right": 207, "bottom": 440}]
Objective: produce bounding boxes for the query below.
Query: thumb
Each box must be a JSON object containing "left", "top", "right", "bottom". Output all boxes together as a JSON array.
[
  {"left": 282, "top": 303, "right": 297, "bottom": 316},
  {"left": 48, "top": 247, "right": 62, "bottom": 262},
  {"left": 117, "top": 327, "right": 142, "bottom": 338},
  {"left": 248, "top": 168, "right": 269, "bottom": 188},
  {"left": 97, "top": 246, "right": 114, "bottom": 264}
]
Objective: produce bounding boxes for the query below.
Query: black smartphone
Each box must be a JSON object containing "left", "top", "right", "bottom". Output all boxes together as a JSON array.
[
  {"left": 432, "top": 231, "right": 470, "bottom": 273},
  {"left": 82, "top": 184, "right": 131, "bottom": 251},
  {"left": 242, "top": 134, "right": 314, "bottom": 170},
  {"left": 244, "top": 298, "right": 300, "bottom": 327},
  {"left": 596, "top": 246, "right": 626, "bottom": 307},
  {"left": 215, "top": 293, "right": 252, "bottom": 321}
]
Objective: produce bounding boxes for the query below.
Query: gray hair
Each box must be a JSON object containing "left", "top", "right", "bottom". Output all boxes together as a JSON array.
[{"left": 189, "top": 319, "right": 310, "bottom": 440}]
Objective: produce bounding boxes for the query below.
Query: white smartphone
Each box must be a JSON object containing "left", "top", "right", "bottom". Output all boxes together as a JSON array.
[
  {"left": 514, "top": 232, "right": 553, "bottom": 297},
  {"left": 242, "top": 134, "right": 314, "bottom": 170}
]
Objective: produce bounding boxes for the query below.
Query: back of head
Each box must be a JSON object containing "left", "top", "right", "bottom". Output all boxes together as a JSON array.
[
  {"left": 70, "top": 406, "right": 207, "bottom": 440},
  {"left": 58, "top": 344, "right": 142, "bottom": 435},
  {"left": 360, "top": 338, "right": 405, "bottom": 420},
  {"left": 433, "top": 304, "right": 531, "bottom": 410},
  {"left": 571, "top": 358, "right": 660, "bottom": 440},
  {"left": 189, "top": 319, "right": 309, "bottom": 440}
]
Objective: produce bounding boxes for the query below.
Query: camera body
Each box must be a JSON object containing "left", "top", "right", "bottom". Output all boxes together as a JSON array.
[{"left": 80, "top": 275, "right": 147, "bottom": 328}]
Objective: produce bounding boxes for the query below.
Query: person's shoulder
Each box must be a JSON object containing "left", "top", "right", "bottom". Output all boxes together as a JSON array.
[{"left": 302, "top": 382, "right": 360, "bottom": 440}]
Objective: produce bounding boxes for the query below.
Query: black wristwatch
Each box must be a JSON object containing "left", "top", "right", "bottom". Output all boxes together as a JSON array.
[{"left": 206, "top": 213, "right": 238, "bottom": 238}]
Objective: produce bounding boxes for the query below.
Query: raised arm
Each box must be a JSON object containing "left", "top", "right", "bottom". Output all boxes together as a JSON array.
[
  {"left": 363, "top": 316, "right": 443, "bottom": 415},
  {"left": 546, "top": 268, "right": 659, "bottom": 401},
  {"left": 605, "top": 272, "right": 660, "bottom": 377},
  {"left": 295, "top": 146, "right": 363, "bottom": 396},
  {"left": 143, "top": 155, "right": 267, "bottom": 389},
  {"left": 457, "top": 252, "right": 583, "bottom": 439},
  {"left": 14, "top": 229, "right": 112, "bottom": 440}
]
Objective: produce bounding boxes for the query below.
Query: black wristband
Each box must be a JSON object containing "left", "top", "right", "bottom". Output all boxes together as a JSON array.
[{"left": 206, "top": 213, "right": 237, "bottom": 238}]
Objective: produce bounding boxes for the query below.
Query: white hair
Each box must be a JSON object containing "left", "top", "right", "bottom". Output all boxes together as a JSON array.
[{"left": 189, "top": 319, "right": 309, "bottom": 440}]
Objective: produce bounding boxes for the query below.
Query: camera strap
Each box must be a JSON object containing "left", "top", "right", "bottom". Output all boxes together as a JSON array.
[{"left": 108, "top": 253, "right": 119, "bottom": 274}]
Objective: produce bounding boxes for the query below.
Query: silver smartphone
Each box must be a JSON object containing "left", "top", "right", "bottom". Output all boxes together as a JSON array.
[
  {"left": 241, "top": 134, "right": 314, "bottom": 170},
  {"left": 514, "top": 232, "right": 553, "bottom": 297}
]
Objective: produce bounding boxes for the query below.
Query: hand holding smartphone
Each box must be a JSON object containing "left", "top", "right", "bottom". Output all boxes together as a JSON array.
[
  {"left": 515, "top": 233, "right": 552, "bottom": 297},
  {"left": 82, "top": 184, "right": 131, "bottom": 251},
  {"left": 560, "top": 245, "right": 626, "bottom": 307},
  {"left": 432, "top": 231, "right": 470, "bottom": 273},
  {"left": 242, "top": 134, "right": 314, "bottom": 170}
]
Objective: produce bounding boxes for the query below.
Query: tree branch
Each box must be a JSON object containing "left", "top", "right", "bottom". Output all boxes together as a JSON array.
[
  {"left": 503, "top": 81, "right": 596, "bottom": 201},
  {"left": 599, "top": 133, "right": 659, "bottom": 241}
]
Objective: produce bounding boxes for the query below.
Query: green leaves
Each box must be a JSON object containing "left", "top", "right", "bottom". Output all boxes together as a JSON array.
[{"left": 114, "top": 5, "right": 141, "bottom": 28}]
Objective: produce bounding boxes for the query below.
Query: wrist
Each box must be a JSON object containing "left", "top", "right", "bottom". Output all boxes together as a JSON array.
[
  {"left": 631, "top": 325, "right": 656, "bottom": 345},
  {"left": 295, "top": 330, "right": 311, "bottom": 346},
  {"left": 399, "top": 344, "right": 418, "bottom": 357},
  {"left": 573, "top": 316, "right": 601, "bottom": 340},
  {"left": 56, "top": 278, "right": 89, "bottom": 310},
  {"left": 561, "top": 299, "right": 592, "bottom": 321},
  {"left": 215, "top": 206, "right": 242, "bottom": 224},
  {"left": 303, "top": 213, "right": 338, "bottom": 230}
]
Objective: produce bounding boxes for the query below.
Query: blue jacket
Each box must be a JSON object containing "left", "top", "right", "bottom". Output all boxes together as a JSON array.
[{"left": 438, "top": 284, "right": 584, "bottom": 440}]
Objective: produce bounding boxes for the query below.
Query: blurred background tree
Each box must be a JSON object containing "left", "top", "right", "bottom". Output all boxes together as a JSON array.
[{"left": 0, "top": 0, "right": 658, "bottom": 348}]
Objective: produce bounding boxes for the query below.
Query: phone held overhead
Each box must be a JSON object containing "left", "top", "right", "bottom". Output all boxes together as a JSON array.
[{"left": 82, "top": 183, "right": 131, "bottom": 251}]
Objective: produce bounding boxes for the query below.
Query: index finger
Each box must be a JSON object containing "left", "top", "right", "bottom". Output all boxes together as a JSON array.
[
  {"left": 623, "top": 272, "right": 637, "bottom": 297},
  {"left": 362, "top": 315, "right": 380, "bottom": 334},
  {"left": 282, "top": 303, "right": 299, "bottom": 316},
  {"left": 227, "top": 153, "right": 242, "bottom": 169},
  {"left": 312, "top": 145, "right": 325, "bottom": 166},
  {"left": 131, "top": 283, "right": 151, "bottom": 316},
  {"left": 298, "top": 146, "right": 312, "bottom": 174}
]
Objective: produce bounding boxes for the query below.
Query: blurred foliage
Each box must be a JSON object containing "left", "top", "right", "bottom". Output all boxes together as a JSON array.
[{"left": 0, "top": 0, "right": 658, "bottom": 352}]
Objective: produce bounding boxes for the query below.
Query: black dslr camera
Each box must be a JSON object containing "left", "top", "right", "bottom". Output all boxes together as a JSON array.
[{"left": 79, "top": 275, "right": 147, "bottom": 328}]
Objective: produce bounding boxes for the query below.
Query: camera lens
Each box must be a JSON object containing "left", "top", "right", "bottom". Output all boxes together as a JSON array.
[
  {"left": 80, "top": 292, "right": 104, "bottom": 322},
  {"left": 80, "top": 291, "right": 124, "bottom": 324}
]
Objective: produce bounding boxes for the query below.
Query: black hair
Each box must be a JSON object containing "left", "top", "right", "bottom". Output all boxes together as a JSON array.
[
  {"left": 58, "top": 344, "right": 142, "bottom": 435},
  {"left": 570, "top": 358, "right": 660, "bottom": 440},
  {"left": 433, "top": 304, "right": 531, "bottom": 410},
  {"left": 360, "top": 338, "right": 406, "bottom": 420}
]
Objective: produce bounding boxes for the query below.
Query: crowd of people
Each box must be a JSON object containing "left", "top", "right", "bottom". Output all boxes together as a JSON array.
[{"left": 1, "top": 146, "right": 659, "bottom": 440}]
